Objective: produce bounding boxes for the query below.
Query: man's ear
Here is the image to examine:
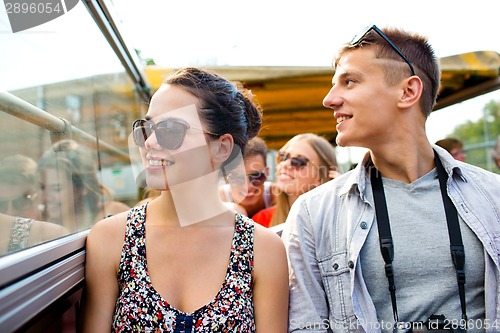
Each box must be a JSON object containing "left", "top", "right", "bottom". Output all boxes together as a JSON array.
[
  {"left": 211, "top": 133, "right": 234, "bottom": 163},
  {"left": 398, "top": 75, "right": 423, "bottom": 108}
]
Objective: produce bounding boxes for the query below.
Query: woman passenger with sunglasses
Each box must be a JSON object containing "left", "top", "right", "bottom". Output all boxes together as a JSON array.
[
  {"left": 83, "top": 67, "right": 289, "bottom": 333},
  {"left": 0, "top": 154, "right": 68, "bottom": 255},
  {"left": 252, "top": 133, "right": 340, "bottom": 228}
]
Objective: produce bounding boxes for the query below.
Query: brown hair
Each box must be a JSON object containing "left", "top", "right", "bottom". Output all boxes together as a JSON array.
[
  {"left": 243, "top": 136, "right": 267, "bottom": 164},
  {"left": 435, "top": 137, "right": 463, "bottom": 154},
  {"left": 165, "top": 67, "right": 263, "bottom": 160}
]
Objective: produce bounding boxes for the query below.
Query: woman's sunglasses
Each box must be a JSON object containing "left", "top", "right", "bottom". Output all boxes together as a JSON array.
[
  {"left": 247, "top": 170, "right": 267, "bottom": 186},
  {"left": 277, "top": 152, "right": 316, "bottom": 169},
  {"left": 132, "top": 118, "right": 219, "bottom": 150},
  {"left": 0, "top": 192, "right": 38, "bottom": 214}
]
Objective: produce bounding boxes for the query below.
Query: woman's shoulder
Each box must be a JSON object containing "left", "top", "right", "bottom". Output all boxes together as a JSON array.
[
  {"left": 253, "top": 219, "right": 284, "bottom": 252},
  {"left": 252, "top": 220, "right": 287, "bottom": 277},
  {"left": 104, "top": 200, "right": 130, "bottom": 216},
  {"left": 88, "top": 209, "right": 130, "bottom": 243},
  {"left": 86, "top": 210, "right": 131, "bottom": 267}
]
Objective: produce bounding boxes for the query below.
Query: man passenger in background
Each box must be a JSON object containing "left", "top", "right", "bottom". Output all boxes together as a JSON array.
[
  {"left": 220, "top": 136, "right": 277, "bottom": 220},
  {"left": 282, "top": 25, "right": 500, "bottom": 332},
  {"left": 435, "top": 137, "right": 467, "bottom": 162}
]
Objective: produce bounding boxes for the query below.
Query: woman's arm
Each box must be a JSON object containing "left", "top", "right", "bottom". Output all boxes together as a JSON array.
[
  {"left": 253, "top": 224, "right": 289, "bottom": 333},
  {"left": 82, "top": 213, "right": 126, "bottom": 333}
]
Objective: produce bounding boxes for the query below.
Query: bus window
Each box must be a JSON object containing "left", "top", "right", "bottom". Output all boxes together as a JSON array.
[{"left": 0, "top": 3, "right": 146, "bottom": 258}]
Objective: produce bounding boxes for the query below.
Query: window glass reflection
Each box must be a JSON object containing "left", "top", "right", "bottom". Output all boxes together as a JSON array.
[{"left": 0, "top": 2, "right": 143, "bottom": 256}]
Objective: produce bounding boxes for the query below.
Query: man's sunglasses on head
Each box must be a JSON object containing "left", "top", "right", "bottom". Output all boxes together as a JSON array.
[{"left": 351, "top": 24, "right": 415, "bottom": 76}]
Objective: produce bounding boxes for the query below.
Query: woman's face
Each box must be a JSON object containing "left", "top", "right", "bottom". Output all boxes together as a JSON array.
[
  {"left": 138, "top": 84, "right": 214, "bottom": 190},
  {"left": 0, "top": 181, "right": 41, "bottom": 220},
  {"left": 276, "top": 139, "right": 321, "bottom": 198},
  {"left": 39, "top": 168, "right": 76, "bottom": 225}
]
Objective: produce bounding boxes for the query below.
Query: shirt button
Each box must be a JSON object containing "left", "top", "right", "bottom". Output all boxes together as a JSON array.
[
  {"left": 348, "top": 260, "right": 354, "bottom": 269},
  {"left": 333, "top": 263, "right": 339, "bottom": 270},
  {"left": 360, "top": 221, "right": 368, "bottom": 229}
]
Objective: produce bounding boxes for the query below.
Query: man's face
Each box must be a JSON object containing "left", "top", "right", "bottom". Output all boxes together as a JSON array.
[
  {"left": 323, "top": 48, "right": 401, "bottom": 149},
  {"left": 450, "top": 147, "right": 466, "bottom": 162},
  {"left": 232, "top": 154, "right": 267, "bottom": 208}
]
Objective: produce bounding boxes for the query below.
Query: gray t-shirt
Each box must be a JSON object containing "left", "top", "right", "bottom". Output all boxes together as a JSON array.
[{"left": 360, "top": 168, "right": 485, "bottom": 332}]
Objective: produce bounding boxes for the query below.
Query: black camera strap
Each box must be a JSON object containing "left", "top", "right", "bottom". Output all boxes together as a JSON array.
[{"left": 369, "top": 150, "right": 467, "bottom": 324}]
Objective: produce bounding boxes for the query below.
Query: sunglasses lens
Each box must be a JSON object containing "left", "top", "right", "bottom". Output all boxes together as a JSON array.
[
  {"left": 290, "top": 157, "right": 308, "bottom": 168},
  {"left": 351, "top": 25, "right": 372, "bottom": 45},
  {"left": 277, "top": 152, "right": 288, "bottom": 164},
  {"left": 132, "top": 119, "right": 188, "bottom": 150},
  {"left": 278, "top": 152, "right": 309, "bottom": 169},
  {"left": 155, "top": 121, "right": 187, "bottom": 150},
  {"left": 132, "top": 120, "right": 150, "bottom": 147},
  {"left": 248, "top": 172, "right": 266, "bottom": 186}
]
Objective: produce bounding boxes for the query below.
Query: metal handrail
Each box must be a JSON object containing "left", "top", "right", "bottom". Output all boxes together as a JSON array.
[
  {"left": 0, "top": 90, "right": 130, "bottom": 162},
  {"left": 82, "top": 0, "right": 152, "bottom": 102}
]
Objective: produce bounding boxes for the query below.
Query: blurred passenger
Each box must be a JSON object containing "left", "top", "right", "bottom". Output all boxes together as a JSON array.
[
  {"left": 135, "top": 187, "right": 162, "bottom": 206},
  {"left": 252, "top": 133, "right": 340, "bottom": 227},
  {"left": 435, "top": 137, "right": 466, "bottom": 162},
  {"left": 0, "top": 154, "right": 42, "bottom": 220},
  {"left": 83, "top": 67, "right": 288, "bottom": 332},
  {"left": 220, "top": 136, "right": 277, "bottom": 218},
  {"left": 38, "top": 139, "right": 129, "bottom": 232},
  {"left": 0, "top": 155, "right": 68, "bottom": 254}
]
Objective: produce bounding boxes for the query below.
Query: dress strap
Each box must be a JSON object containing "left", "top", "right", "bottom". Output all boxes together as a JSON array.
[{"left": 8, "top": 216, "right": 35, "bottom": 252}]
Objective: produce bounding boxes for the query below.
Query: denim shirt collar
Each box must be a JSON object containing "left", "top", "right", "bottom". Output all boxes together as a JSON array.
[{"left": 340, "top": 145, "right": 468, "bottom": 201}]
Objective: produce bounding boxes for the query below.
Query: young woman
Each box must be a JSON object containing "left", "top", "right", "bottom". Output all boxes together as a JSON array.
[
  {"left": 38, "top": 139, "right": 130, "bottom": 232},
  {"left": 252, "top": 133, "right": 340, "bottom": 227},
  {"left": 83, "top": 67, "right": 289, "bottom": 332}
]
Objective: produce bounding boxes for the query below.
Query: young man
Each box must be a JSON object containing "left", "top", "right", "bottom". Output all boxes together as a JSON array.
[
  {"left": 220, "top": 136, "right": 277, "bottom": 219},
  {"left": 282, "top": 25, "right": 500, "bottom": 332}
]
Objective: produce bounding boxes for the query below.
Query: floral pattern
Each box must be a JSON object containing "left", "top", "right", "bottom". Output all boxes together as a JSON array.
[
  {"left": 112, "top": 204, "right": 256, "bottom": 332},
  {"left": 8, "top": 217, "right": 34, "bottom": 252}
]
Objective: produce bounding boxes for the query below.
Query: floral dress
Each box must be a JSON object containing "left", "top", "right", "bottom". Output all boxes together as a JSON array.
[{"left": 112, "top": 204, "right": 256, "bottom": 332}]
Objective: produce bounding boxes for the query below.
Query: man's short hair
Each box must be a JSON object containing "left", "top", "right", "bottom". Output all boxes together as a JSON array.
[
  {"left": 243, "top": 137, "right": 267, "bottom": 164},
  {"left": 335, "top": 26, "right": 440, "bottom": 117}
]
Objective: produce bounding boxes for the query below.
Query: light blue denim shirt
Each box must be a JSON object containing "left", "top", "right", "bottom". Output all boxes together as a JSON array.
[{"left": 282, "top": 146, "right": 500, "bottom": 333}]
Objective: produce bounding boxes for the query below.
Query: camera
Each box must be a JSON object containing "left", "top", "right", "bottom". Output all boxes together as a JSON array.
[{"left": 393, "top": 315, "right": 466, "bottom": 333}]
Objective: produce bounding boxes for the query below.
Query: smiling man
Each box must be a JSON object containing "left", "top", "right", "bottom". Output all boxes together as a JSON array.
[
  {"left": 281, "top": 25, "right": 500, "bottom": 332},
  {"left": 220, "top": 137, "right": 277, "bottom": 219}
]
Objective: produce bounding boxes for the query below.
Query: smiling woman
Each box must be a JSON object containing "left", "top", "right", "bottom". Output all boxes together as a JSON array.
[
  {"left": 83, "top": 67, "right": 289, "bottom": 333},
  {"left": 252, "top": 133, "right": 340, "bottom": 227}
]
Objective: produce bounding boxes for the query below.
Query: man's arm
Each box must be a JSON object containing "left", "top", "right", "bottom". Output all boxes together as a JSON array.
[{"left": 282, "top": 199, "right": 331, "bottom": 332}]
